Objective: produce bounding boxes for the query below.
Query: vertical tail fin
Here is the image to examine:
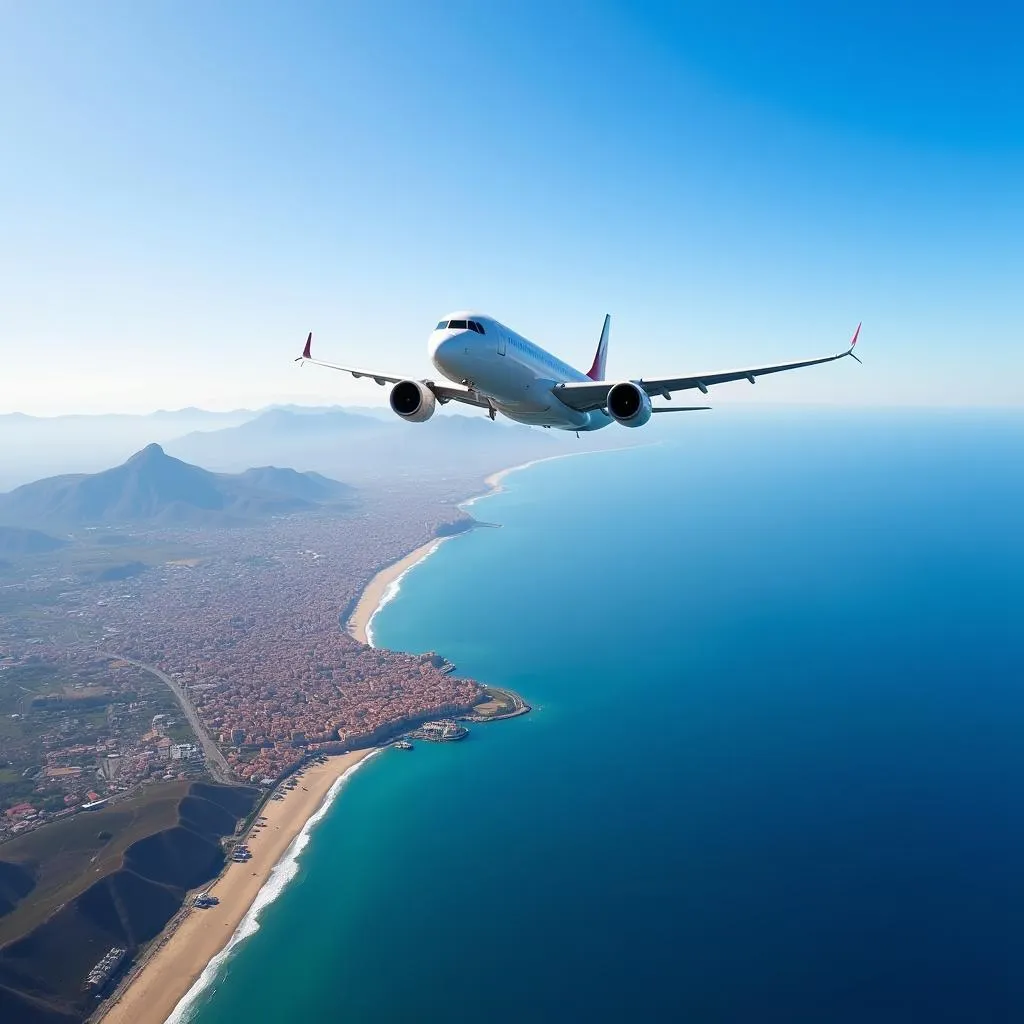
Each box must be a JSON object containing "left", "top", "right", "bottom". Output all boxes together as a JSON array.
[{"left": 586, "top": 314, "right": 610, "bottom": 381}]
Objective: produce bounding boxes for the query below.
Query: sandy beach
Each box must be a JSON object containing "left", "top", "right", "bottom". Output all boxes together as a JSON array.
[
  {"left": 470, "top": 449, "right": 618, "bottom": 508},
  {"left": 350, "top": 455, "right": 611, "bottom": 648},
  {"left": 348, "top": 461, "right": 561, "bottom": 647},
  {"left": 101, "top": 511, "right": 488, "bottom": 1022},
  {"left": 347, "top": 540, "right": 443, "bottom": 646},
  {"left": 99, "top": 749, "right": 374, "bottom": 1024},
  {"left": 95, "top": 459, "right": 565, "bottom": 1023}
]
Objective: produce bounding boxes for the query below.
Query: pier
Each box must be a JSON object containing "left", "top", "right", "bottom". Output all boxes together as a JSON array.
[{"left": 460, "top": 686, "right": 531, "bottom": 723}]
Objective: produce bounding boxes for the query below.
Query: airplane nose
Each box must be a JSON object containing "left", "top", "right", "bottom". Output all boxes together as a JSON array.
[{"left": 430, "top": 331, "right": 463, "bottom": 371}]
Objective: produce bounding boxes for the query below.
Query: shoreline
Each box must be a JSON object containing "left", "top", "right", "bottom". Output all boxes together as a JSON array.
[
  {"left": 98, "top": 749, "right": 377, "bottom": 1024},
  {"left": 347, "top": 538, "right": 449, "bottom": 647},
  {"left": 351, "top": 450, "right": 611, "bottom": 650},
  {"left": 84, "top": 451, "right": 621, "bottom": 1024},
  {"left": 95, "top": 464, "right": 526, "bottom": 1023},
  {"left": 462, "top": 445, "right": 637, "bottom": 509},
  {"left": 461, "top": 453, "right": 571, "bottom": 510},
  {"left": 106, "top": 452, "right": 604, "bottom": 1022}
]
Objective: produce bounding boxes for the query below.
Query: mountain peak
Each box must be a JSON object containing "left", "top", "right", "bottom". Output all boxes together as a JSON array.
[
  {"left": 129, "top": 442, "right": 167, "bottom": 462},
  {"left": 0, "top": 449, "right": 352, "bottom": 528}
]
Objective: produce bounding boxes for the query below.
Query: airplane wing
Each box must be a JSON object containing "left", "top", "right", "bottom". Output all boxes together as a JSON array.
[
  {"left": 295, "top": 333, "right": 492, "bottom": 410},
  {"left": 553, "top": 324, "right": 862, "bottom": 413},
  {"left": 427, "top": 384, "right": 493, "bottom": 409}
]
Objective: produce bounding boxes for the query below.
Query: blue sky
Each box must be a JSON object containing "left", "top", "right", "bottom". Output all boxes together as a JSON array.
[{"left": 1, "top": 1, "right": 1022, "bottom": 413}]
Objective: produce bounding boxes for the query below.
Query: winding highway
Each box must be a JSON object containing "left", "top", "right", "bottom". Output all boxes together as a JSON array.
[{"left": 99, "top": 652, "right": 233, "bottom": 783}]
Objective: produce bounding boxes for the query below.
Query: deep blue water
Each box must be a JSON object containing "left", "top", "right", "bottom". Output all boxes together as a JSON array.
[{"left": 187, "top": 410, "right": 1024, "bottom": 1023}]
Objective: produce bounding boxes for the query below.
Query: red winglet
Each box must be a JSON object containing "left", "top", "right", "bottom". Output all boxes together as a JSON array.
[
  {"left": 586, "top": 314, "right": 611, "bottom": 381},
  {"left": 302, "top": 332, "right": 312, "bottom": 359},
  {"left": 850, "top": 322, "right": 861, "bottom": 349}
]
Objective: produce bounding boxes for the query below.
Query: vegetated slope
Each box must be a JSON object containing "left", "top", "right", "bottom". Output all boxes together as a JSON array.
[
  {"left": 0, "top": 444, "right": 354, "bottom": 528},
  {"left": 0, "top": 862, "right": 34, "bottom": 918},
  {"left": 0, "top": 983, "right": 78, "bottom": 1024},
  {"left": 0, "top": 782, "right": 259, "bottom": 1022},
  {"left": 0, "top": 786, "right": 188, "bottom": 947}
]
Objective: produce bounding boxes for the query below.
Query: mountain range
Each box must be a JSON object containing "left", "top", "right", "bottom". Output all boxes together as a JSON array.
[
  {"left": 163, "top": 407, "right": 556, "bottom": 483},
  {"left": 0, "top": 404, "right": 565, "bottom": 491},
  {"left": 0, "top": 408, "right": 258, "bottom": 491},
  {"left": 0, "top": 445, "right": 354, "bottom": 528}
]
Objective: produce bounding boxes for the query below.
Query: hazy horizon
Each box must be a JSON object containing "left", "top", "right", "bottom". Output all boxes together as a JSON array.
[{"left": 6, "top": 396, "right": 1024, "bottom": 421}]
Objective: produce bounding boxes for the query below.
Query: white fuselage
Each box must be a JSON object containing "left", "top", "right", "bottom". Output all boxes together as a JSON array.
[{"left": 428, "top": 312, "right": 612, "bottom": 431}]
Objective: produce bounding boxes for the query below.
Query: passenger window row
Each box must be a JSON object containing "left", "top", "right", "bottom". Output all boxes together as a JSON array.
[{"left": 511, "top": 335, "right": 569, "bottom": 375}]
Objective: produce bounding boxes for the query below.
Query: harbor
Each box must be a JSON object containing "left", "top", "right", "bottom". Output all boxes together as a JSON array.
[{"left": 407, "top": 719, "right": 468, "bottom": 742}]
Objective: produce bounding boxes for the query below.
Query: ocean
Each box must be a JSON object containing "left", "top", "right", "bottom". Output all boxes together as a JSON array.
[{"left": 183, "top": 409, "right": 1024, "bottom": 1023}]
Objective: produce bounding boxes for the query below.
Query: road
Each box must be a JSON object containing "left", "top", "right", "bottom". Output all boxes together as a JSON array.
[{"left": 99, "top": 652, "right": 233, "bottom": 783}]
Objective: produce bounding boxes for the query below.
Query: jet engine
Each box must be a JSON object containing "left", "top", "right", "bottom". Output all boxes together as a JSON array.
[
  {"left": 389, "top": 380, "right": 436, "bottom": 422},
  {"left": 606, "top": 381, "right": 652, "bottom": 428}
]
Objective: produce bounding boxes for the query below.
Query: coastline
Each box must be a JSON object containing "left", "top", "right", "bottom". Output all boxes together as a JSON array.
[
  {"left": 351, "top": 450, "right": 614, "bottom": 650},
  {"left": 107, "top": 452, "right": 592, "bottom": 1023},
  {"left": 347, "top": 539, "right": 449, "bottom": 647},
  {"left": 98, "top": 749, "right": 377, "bottom": 1024},
  {"left": 462, "top": 454, "right": 565, "bottom": 510},
  {"left": 461, "top": 445, "right": 637, "bottom": 510},
  {"left": 95, "top": 467, "right": 516, "bottom": 1024}
]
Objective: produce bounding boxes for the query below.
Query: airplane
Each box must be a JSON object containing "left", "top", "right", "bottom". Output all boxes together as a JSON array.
[{"left": 295, "top": 313, "right": 861, "bottom": 432}]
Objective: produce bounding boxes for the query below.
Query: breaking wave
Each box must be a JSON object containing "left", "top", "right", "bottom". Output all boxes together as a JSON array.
[
  {"left": 364, "top": 540, "right": 446, "bottom": 648},
  {"left": 166, "top": 749, "right": 384, "bottom": 1023}
]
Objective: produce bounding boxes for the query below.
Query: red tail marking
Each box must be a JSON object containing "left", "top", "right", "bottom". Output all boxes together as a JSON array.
[
  {"left": 302, "top": 332, "right": 312, "bottom": 359},
  {"left": 587, "top": 315, "right": 610, "bottom": 381}
]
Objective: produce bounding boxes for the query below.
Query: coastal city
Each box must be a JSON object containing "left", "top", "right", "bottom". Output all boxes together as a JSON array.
[
  {"left": 0, "top": 464, "right": 539, "bottom": 1022},
  {"left": 0, "top": 489, "right": 503, "bottom": 834}
]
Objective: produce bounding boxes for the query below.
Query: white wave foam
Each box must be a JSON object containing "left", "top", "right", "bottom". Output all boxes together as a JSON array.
[
  {"left": 365, "top": 539, "right": 446, "bottom": 649},
  {"left": 370, "top": 449, "right": 643, "bottom": 645},
  {"left": 459, "top": 447, "right": 630, "bottom": 511},
  {"left": 371, "top": 455, "right": 603, "bottom": 646},
  {"left": 166, "top": 749, "right": 384, "bottom": 1023}
]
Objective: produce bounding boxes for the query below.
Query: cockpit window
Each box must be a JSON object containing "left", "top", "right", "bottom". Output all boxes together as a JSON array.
[{"left": 437, "top": 319, "right": 485, "bottom": 332}]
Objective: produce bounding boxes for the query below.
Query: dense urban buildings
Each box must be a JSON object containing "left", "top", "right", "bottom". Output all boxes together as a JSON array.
[{"left": 0, "top": 487, "right": 490, "bottom": 835}]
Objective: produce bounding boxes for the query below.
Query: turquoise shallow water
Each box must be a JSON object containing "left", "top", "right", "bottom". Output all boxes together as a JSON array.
[{"left": 185, "top": 410, "right": 1024, "bottom": 1023}]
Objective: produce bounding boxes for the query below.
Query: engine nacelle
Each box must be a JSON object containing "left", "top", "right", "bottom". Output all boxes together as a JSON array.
[
  {"left": 389, "top": 380, "right": 436, "bottom": 422},
  {"left": 606, "top": 381, "right": 652, "bottom": 428}
]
